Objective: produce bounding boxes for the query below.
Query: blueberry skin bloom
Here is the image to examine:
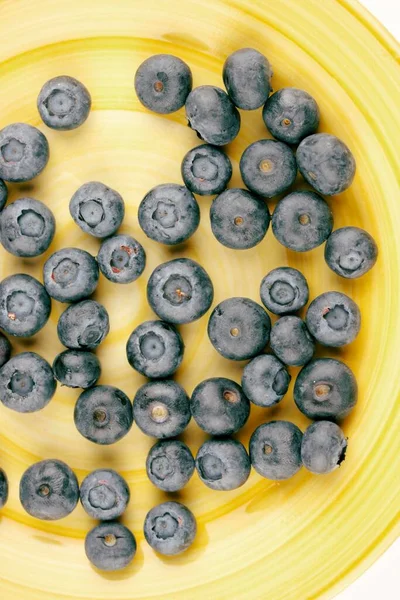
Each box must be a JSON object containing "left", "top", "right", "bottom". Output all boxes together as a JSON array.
[
  {"left": 0, "top": 197, "right": 55, "bottom": 257},
  {"left": 270, "top": 316, "right": 315, "bottom": 367},
  {"left": 191, "top": 377, "right": 250, "bottom": 435},
  {"left": 146, "top": 440, "right": 195, "bottom": 492},
  {"left": 43, "top": 247, "right": 99, "bottom": 303},
  {"left": 262, "top": 88, "right": 320, "bottom": 145},
  {"left": 97, "top": 234, "right": 146, "bottom": 284},
  {"left": 0, "top": 180, "right": 8, "bottom": 212},
  {"left": 250, "top": 421, "right": 303, "bottom": 480},
  {"left": 306, "top": 291, "right": 361, "bottom": 347},
  {"left": 133, "top": 380, "right": 191, "bottom": 438},
  {"left": 260, "top": 267, "right": 309, "bottom": 315},
  {"left": 185, "top": 86, "right": 241, "bottom": 146},
  {"left": 210, "top": 188, "right": 270, "bottom": 250},
  {"left": 296, "top": 133, "right": 356, "bottom": 195},
  {"left": 223, "top": 48, "right": 272, "bottom": 110},
  {"left": 0, "top": 469, "right": 8, "bottom": 509},
  {"left": 138, "top": 183, "right": 200, "bottom": 245},
  {"left": 37, "top": 76, "right": 91, "bottom": 130},
  {"left": 301, "top": 421, "right": 347, "bottom": 474},
  {"left": 272, "top": 191, "right": 333, "bottom": 252},
  {"left": 80, "top": 469, "right": 130, "bottom": 520},
  {"left": 57, "top": 300, "right": 110, "bottom": 350},
  {"left": 69, "top": 181, "right": 125, "bottom": 239},
  {"left": 147, "top": 258, "right": 214, "bottom": 325},
  {"left": 208, "top": 297, "right": 271, "bottom": 361},
  {"left": 53, "top": 349, "right": 101, "bottom": 389},
  {"left": 325, "top": 226, "right": 378, "bottom": 279},
  {"left": 19, "top": 459, "right": 79, "bottom": 520},
  {"left": 181, "top": 144, "right": 232, "bottom": 196},
  {"left": 126, "top": 320, "right": 184, "bottom": 379},
  {"left": 0, "top": 274, "right": 51, "bottom": 337},
  {"left": 294, "top": 358, "right": 357, "bottom": 420},
  {"left": 0, "top": 123, "right": 49, "bottom": 182},
  {"left": 135, "top": 54, "right": 192, "bottom": 114},
  {"left": 74, "top": 385, "right": 133, "bottom": 445},
  {"left": 144, "top": 501, "right": 196, "bottom": 555},
  {"left": 196, "top": 439, "right": 251, "bottom": 491},
  {"left": 85, "top": 521, "right": 136, "bottom": 571},
  {"left": 242, "top": 354, "right": 291, "bottom": 407},
  {"left": 0, "top": 332, "right": 12, "bottom": 368}
]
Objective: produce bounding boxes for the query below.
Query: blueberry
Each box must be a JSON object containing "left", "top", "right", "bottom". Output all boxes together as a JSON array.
[
  {"left": 146, "top": 440, "right": 195, "bottom": 492},
  {"left": 53, "top": 349, "right": 101, "bottom": 389},
  {"left": 80, "top": 469, "right": 130, "bottom": 520},
  {"left": 97, "top": 234, "right": 146, "bottom": 284},
  {"left": 126, "top": 320, "right": 184, "bottom": 379},
  {"left": 191, "top": 377, "right": 250, "bottom": 435},
  {"left": 0, "top": 197, "right": 55, "bottom": 257},
  {"left": 37, "top": 76, "right": 91, "bottom": 130},
  {"left": 242, "top": 354, "right": 291, "bottom": 407},
  {"left": 43, "top": 247, "right": 99, "bottom": 303},
  {"left": 135, "top": 54, "right": 192, "bottom": 114},
  {"left": 306, "top": 291, "right": 361, "bottom": 347},
  {"left": 185, "top": 86, "right": 240, "bottom": 146},
  {"left": 296, "top": 133, "right": 356, "bottom": 195},
  {"left": 74, "top": 385, "right": 133, "bottom": 445},
  {"left": 0, "top": 332, "right": 12, "bottom": 368},
  {"left": 260, "top": 267, "right": 309, "bottom": 315},
  {"left": 138, "top": 183, "right": 200, "bottom": 245},
  {"left": 133, "top": 380, "right": 190, "bottom": 438},
  {"left": 301, "top": 421, "right": 347, "bottom": 474},
  {"left": 0, "top": 274, "right": 51, "bottom": 337},
  {"left": 0, "top": 179, "right": 8, "bottom": 212},
  {"left": 0, "top": 123, "right": 49, "bottom": 182},
  {"left": 262, "top": 88, "right": 320, "bottom": 145},
  {"left": 144, "top": 501, "right": 196, "bottom": 555},
  {"left": 147, "top": 258, "right": 214, "bottom": 324},
  {"left": 240, "top": 139, "right": 297, "bottom": 198},
  {"left": 210, "top": 188, "right": 270, "bottom": 250},
  {"left": 249, "top": 421, "right": 303, "bottom": 480},
  {"left": 325, "top": 226, "right": 378, "bottom": 279},
  {"left": 223, "top": 48, "right": 272, "bottom": 110},
  {"left": 85, "top": 521, "right": 136, "bottom": 571},
  {"left": 0, "top": 469, "right": 8, "bottom": 509},
  {"left": 270, "top": 316, "right": 315, "bottom": 367},
  {"left": 272, "top": 191, "right": 333, "bottom": 252},
  {"left": 208, "top": 297, "right": 271, "bottom": 361},
  {"left": 19, "top": 459, "right": 79, "bottom": 520},
  {"left": 294, "top": 358, "right": 357, "bottom": 420},
  {"left": 195, "top": 439, "right": 250, "bottom": 491},
  {"left": 57, "top": 300, "right": 109, "bottom": 350},
  {"left": 69, "top": 181, "right": 125, "bottom": 239},
  {"left": 181, "top": 144, "right": 232, "bottom": 196}
]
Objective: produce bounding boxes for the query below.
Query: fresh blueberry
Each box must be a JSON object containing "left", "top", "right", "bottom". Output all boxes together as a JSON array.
[
  {"left": 0, "top": 332, "right": 11, "bottom": 368},
  {"left": 260, "top": 267, "right": 309, "bottom": 315},
  {"left": 241, "top": 354, "right": 291, "bottom": 407},
  {"left": 74, "top": 385, "right": 133, "bottom": 445},
  {"left": 306, "top": 291, "right": 361, "bottom": 347},
  {"left": 126, "top": 320, "right": 184, "bottom": 379},
  {"left": 144, "top": 501, "right": 196, "bottom": 555},
  {"left": 270, "top": 316, "right": 315, "bottom": 367},
  {"left": 294, "top": 358, "right": 357, "bottom": 420},
  {"left": 69, "top": 182, "right": 125, "bottom": 239},
  {"left": 147, "top": 258, "right": 214, "bottom": 324},
  {"left": 250, "top": 421, "right": 303, "bottom": 480},
  {"left": 80, "top": 469, "right": 130, "bottom": 520},
  {"left": 262, "top": 88, "right": 320, "bottom": 145},
  {"left": 138, "top": 183, "right": 200, "bottom": 245},
  {"left": 37, "top": 76, "right": 91, "bottom": 130},
  {"left": 57, "top": 300, "right": 110, "bottom": 350},
  {"left": 146, "top": 440, "right": 195, "bottom": 492},
  {"left": 0, "top": 469, "right": 8, "bottom": 509},
  {"left": 43, "top": 247, "right": 99, "bottom": 303},
  {"left": 19, "top": 459, "right": 79, "bottom": 520},
  {"left": 0, "top": 197, "right": 55, "bottom": 257},
  {"left": 135, "top": 54, "right": 192, "bottom": 114},
  {"left": 223, "top": 48, "right": 272, "bottom": 110},
  {"left": 0, "top": 274, "right": 51, "bottom": 337},
  {"left": 85, "top": 521, "right": 136, "bottom": 571},
  {"left": 208, "top": 297, "right": 271, "bottom": 361},
  {"left": 133, "top": 380, "right": 190, "bottom": 438},
  {"left": 272, "top": 191, "right": 333, "bottom": 252},
  {"left": 196, "top": 439, "right": 250, "bottom": 491},
  {"left": 53, "top": 349, "right": 101, "bottom": 389},
  {"left": 0, "top": 179, "right": 8, "bottom": 212},
  {"left": 296, "top": 133, "right": 356, "bottom": 195},
  {"left": 191, "top": 377, "right": 250, "bottom": 435},
  {"left": 301, "top": 421, "right": 347, "bottom": 474},
  {"left": 181, "top": 144, "right": 232, "bottom": 196},
  {"left": 0, "top": 123, "right": 49, "bottom": 182},
  {"left": 97, "top": 234, "right": 146, "bottom": 284},
  {"left": 324, "top": 226, "right": 378, "bottom": 279},
  {"left": 210, "top": 188, "right": 270, "bottom": 250},
  {"left": 185, "top": 86, "right": 241, "bottom": 146}
]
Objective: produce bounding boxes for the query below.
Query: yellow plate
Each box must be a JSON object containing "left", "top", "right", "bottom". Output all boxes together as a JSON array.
[{"left": 0, "top": 0, "right": 399, "bottom": 598}]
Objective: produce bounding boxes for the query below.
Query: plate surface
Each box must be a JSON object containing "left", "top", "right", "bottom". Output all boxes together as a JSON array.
[{"left": 0, "top": 0, "right": 399, "bottom": 598}]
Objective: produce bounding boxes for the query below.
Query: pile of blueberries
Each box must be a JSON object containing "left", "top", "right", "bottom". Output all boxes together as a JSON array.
[{"left": 0, "top": 48, "right": 378, "bottom": 571}]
